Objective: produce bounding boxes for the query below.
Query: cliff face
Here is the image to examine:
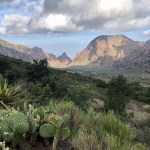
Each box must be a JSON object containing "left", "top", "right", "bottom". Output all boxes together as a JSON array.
[
  {"left": 117, "top": 40, "right": 150, "bottom": 69},
  {"left": 70, "top": 35, "right": 143, "bottom": 67},
  {"left": 0, "top": 39, "right": 71, "bottom": 67}
]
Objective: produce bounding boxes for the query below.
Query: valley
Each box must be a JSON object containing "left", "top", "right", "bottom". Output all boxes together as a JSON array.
[
  {"left": 0, "top": 35, "right": 150, "bottom": 150},
  {"left": 1, "top": 1, "right": 150, "bottom": 149},
  {"left": 0, "top": 54, "right": 149, "bottom": 149}
]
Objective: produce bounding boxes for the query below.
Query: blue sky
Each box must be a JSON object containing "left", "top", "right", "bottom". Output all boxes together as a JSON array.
[{"left": 0, "top": 0, "right": 150, "bottom": 58}]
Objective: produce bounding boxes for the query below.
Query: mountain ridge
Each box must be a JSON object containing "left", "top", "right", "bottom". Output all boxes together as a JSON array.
[
  {"left": 0, "top": 39, "right": 71, "bottom": 67},
  {"left": 0, "top": 35, "right": 150, "bottom": 69}
]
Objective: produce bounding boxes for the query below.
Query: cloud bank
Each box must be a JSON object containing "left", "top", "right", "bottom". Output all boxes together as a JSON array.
[{"left": 0, "top": 0, "right": 150, "bottom": 35}]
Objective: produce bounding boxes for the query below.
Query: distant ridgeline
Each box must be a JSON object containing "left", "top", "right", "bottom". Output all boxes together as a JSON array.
[
  {"left": 0, "top": 39, "right": 71, "bottom": 68},
  {"left": 0, "top": 35, "right": 150, "bottom": 70}
]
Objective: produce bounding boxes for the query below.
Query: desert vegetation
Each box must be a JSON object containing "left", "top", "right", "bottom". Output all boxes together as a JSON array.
[{"left": 0, "top": 55, "right": 149, "bottom": 150}]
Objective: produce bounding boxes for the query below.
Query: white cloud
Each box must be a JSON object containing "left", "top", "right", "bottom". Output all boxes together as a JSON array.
[
  {"left": 0, "top": 0, "right": 20, "bottom": 4},
  {"left": 44, "top": 14, "right": 69, "bottom": 30},
  {"left": 0, "top": 27, "right": 6, "bottom": 34},
  {"left": 0, "top": 0, "right": 150, "bottom": 35},
  {"left": 1, "top": 14, "right": 30, "bottom": 35},
  {"left": 143, "top": 30, "right": 150, "bottom": 36}
]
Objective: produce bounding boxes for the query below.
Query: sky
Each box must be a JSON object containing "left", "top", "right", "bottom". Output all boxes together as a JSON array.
[{"left": 0, "top": 0, "right": 150, "bottom": 58}]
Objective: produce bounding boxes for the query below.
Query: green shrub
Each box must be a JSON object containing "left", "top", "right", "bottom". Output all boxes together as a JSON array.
[
  {"left": 27, "top": 59, "right": 50, "bottom": 82},
  {"left": 105, "top": 75, "right": 130, "bottom": 115},
  {"left": 71, "top": 127, "right": 101, "bottom": 150},
  {"left": 96, "top": 79, "right": 107, "bottom": 88},
  {"left": 135, "top": 118, "right": 150, "bottom": 146},
  {"left": 71, "top": 109, "right": 146, "bottom": 150},
  {"left": 135, "top": 129, "right": 150, "bottom": 146},
  {"left": 67, "top": 85, "right": 92, "bottom": 109},
  {"left": 25, "top": 82, "right": 52, "bottom": 104}
]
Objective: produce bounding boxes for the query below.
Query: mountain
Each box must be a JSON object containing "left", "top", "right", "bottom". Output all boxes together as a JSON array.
[
  {"left": 57, "top": 52, "right": 72, "bottom": 65},
  {"left": 0, "top": 39, "right": 71, "bottom": 67},
  {"left": 0, "top": 39, "right": 32, "bottom": 62},
  {"left": 70, "top": 35, "right": 143, "bottom": 67},
  {"left": 1, "top": 35, "right": 150, "bottom": 70},
  {"left": 117, "top": 39, "right": 150, "bottom": 69}
]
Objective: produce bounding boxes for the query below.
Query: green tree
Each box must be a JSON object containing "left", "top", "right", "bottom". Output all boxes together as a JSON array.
[
  {"left": 68, "top": 85, "right": 92, "bottom": 109},
  {"left": 27, "top": 59, "right": 50, "bottom": 82},
  {"left": 96, "top": 79, "right": 107, "bottom": 88},
  {"left": 0, "top": 56, "right": 11, "bottom": 74},
  {"left": 105, "top": 75, "right": 130, "bottom": 115}
]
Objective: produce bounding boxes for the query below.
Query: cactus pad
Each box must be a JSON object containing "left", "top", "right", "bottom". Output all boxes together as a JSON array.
[
  {"left": 61, "top": 128, "right": 71, "bottom": 140},
  {"left": 39, "top": 124, "right": 55, "bottom": 138},
  {"left": 8, "top": 111, "right": 29, "bottom": 134},
  {"left": 0, "top": 109, "right": 29, "bottom": 143}
]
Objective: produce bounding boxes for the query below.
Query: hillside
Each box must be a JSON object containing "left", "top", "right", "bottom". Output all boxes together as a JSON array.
[
  {"left": 0, "top": 39, "right": 71, "bottom": 67},
  {"left": 0, "top": 54, "right": 149, "bottom": 149}
]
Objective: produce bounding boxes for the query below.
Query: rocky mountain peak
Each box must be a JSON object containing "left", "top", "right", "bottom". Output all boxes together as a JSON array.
[
  {"left": 57, "top": 52, "right": 71, "bottom": 65},
  {"left": 70, "top": 34, "right": 142, "bottom": 67}
]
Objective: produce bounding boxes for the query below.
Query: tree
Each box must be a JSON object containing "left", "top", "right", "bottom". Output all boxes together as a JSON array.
[
  {"left": 27, "top": 59, "right": 50, "bottom": 82},
  {"left": 0, "top": 56, "right": 11, "bottom": 74},
  {"left": 68, "top": 85, "right": 92, "bottom": 109},
  {"left": 105, "top": 75, "right": 130, "bottom": 115}
]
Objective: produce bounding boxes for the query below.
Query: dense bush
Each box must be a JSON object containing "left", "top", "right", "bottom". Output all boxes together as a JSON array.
[
  {"left": 96, "top": 79, "right": 107, "bottom": 88},
  {"left": 26, "top": 59, "right": 50, "bottom": 82},
  {"left": 24, "top": 82, "right": 52, "bottom": 104},
  {"left": 105, "top": 75, "right": 130, "bottom": 115},
  {"left": 135, "top": 118, "right": 150, "bottom": 146},
  {"left": 145, "top": 87, "right": 150, "bottom": 97},
  {"left": 67, "top": 85, "right": 93, "bottom": 109},
  {"left": 0, "top": 56, "right": 11, "bottom": 74}
]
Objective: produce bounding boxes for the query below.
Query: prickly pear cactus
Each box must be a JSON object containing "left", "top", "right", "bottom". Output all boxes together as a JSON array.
[
  {"left": 0, "top": 110, "right": 14, "bottom": 142},
  {"left": 36, "top": 106, "right": 45, "bottom": 120},
  {"left": 61, "top": 127, "right": 71, "bottom": 140},
  {"left": 8, "top": 111, "right": 29, "bottom": 135},
  {"left": 45, "top": 114, "right": 70, "bottom": 130},
  {"left": 39, "top": 124, "right": 55, "bottom": 138},
  {"left": 0, "top": 110, "right": 11, "bottom": 126},
  {"left": 0, "top": 124, "right": 13, "bottom": 142},
  {"left": 23, "top": 104, "right": 40, "bottom": 132},
  {"left": 0, "top": 109, "right": 29, "bottom": 143},
  {"left": 40, "top": 113, "right": 71, "bottom": 150}
]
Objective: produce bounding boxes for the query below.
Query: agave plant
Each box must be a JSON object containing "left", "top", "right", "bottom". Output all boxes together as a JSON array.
[{"left": 0, "top": 80, "right": 22, "bottom": 110}]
